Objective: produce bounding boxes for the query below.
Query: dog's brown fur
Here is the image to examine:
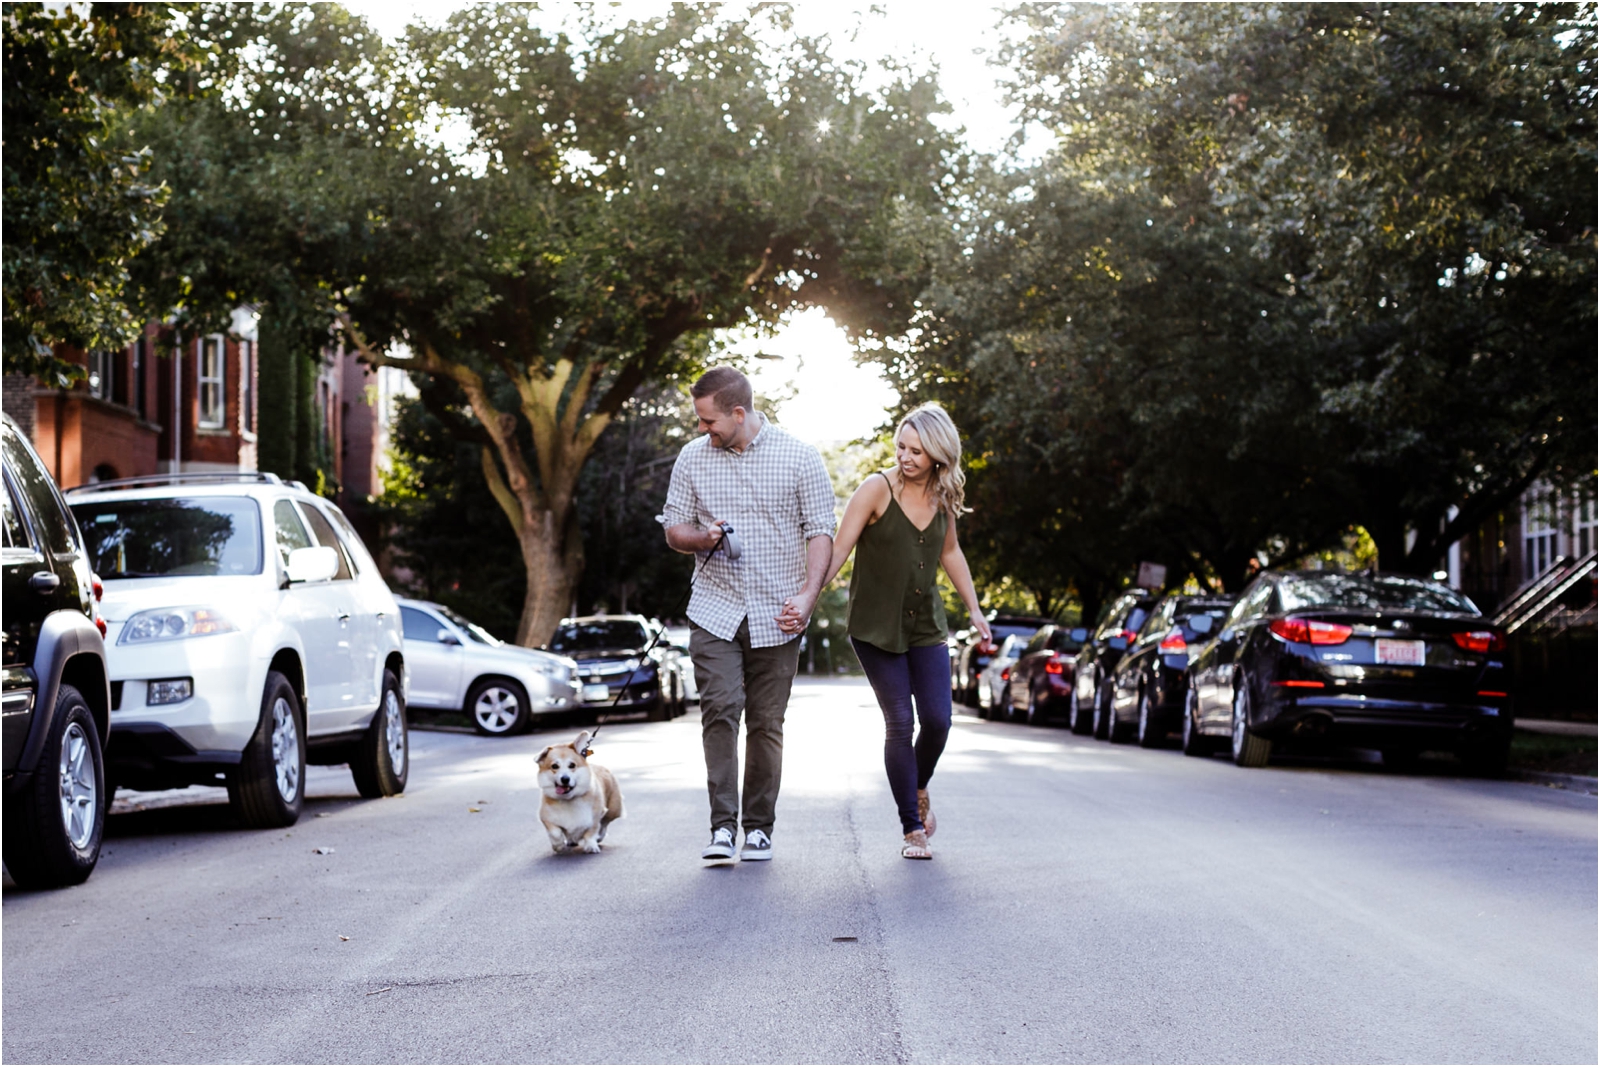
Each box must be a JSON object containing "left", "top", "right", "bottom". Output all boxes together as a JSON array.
[{"left": 535, "top": 731, "right": 623, "bottom": 853}]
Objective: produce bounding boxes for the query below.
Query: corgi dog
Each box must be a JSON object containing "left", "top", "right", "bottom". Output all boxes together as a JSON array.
[{"left": 535, "top": 731, "right": 623, "bottom": 853}]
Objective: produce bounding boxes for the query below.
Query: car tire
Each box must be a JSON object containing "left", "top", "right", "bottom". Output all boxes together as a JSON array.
[
  {"left": 1230, "top": 677, "right": 1272, "bottom": 768},
  {"left": 1460, "top": 735, "right": 1510, "bottom": 777},
  {"left": 1068, "top": 688, "right": 1093, "bottom": 735},
  {"left": 646, "top": 683, "right": 672, "bottom": 722},
  {"left": 1092, "top": 679, "right": 1113, "bottom": 740},
  {"left": 467, "top": 678, "right": 531, "bottom": 736},
  {"left": 1136, "top": 690, "right": 1163, "bottom": 748},
  {"left": 1105, "top": 688, "right": 1133, "bottom": 744},
  {"left": 2, "top": 685, "right": 105, "bottom": 890},
  {"left": 351, "top": 670, "right": 408, "bottom": 798},
  {"left": 230, "top": 670, "right": 305, "bottom": 829},
  {"left": 1181, "top": 690, "right": 1212, "bottom": 758}
]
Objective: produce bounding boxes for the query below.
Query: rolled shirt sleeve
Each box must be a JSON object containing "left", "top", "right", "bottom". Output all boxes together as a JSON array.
[
  {"left": 657, "top": 446, "right": 701, "bottom": 530},
  {"left": 797, "top": 446, "right": 837, "bottom": 541}
]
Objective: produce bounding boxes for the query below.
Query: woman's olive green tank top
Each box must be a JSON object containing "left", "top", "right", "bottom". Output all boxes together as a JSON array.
[{"left": 846, "top": 473, "right": 949, "bottom": 654}]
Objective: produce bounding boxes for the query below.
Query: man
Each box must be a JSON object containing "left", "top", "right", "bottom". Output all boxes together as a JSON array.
[{"left": 659, "top": 367, "right": 835, "bottom": 861}]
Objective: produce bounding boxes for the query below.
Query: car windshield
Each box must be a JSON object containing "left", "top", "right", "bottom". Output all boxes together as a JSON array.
[
  {"left": 1277, "top": 574, "right": 1480, "bottom": 615},
  {"left": 72, "top": 497, "right": 263, "bottom": 578},
  {"left": 437, "top": 607, "right": 502, "bottom": 646},
  {"left": 549, "top": 620, "right": 648, "bottom": 652}
]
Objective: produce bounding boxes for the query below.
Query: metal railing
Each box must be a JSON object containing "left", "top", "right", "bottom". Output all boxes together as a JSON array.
[{"left": 1492, "top": 549, "right": 1599, "bottom": 636}]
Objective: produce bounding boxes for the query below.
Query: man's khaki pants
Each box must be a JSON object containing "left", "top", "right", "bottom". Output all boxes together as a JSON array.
[{"left": 689, "top": 619, "right": 801, "bottom": 837}]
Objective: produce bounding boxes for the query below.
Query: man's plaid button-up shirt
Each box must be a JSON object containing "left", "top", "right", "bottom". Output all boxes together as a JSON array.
[{"left": 657, "top": 414, "right": 836, "bottom": 648}]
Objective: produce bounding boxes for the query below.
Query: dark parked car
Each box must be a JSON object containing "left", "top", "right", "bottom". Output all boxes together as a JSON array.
[
  {"left": 1183, "top": 570, "right": 1512, "bottom": 772},
  {"left": 950, "top": 614, "right": 1053, "bottom": 706},
  {"left": 546, "top": 614, "right": 688, "bottom": 723},
  {"left": 1070, "top": 591, "right": 1159, "bottom": 737},
  {"left": 1005, "top": 624, "right": 1090, "bottom": 725},
  {"left": 2, "top": 413, "right": 111, "bottom": 889},
  {"left": 1108, "top": 593, "right": 1237, "bottom": 746}
]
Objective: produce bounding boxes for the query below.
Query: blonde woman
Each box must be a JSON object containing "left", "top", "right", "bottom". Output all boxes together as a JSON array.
[{"left": 802, "top": 403, "right": 991, "bottom": 859}]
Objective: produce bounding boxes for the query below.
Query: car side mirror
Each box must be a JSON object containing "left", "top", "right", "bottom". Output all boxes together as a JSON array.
[
  {"left": 286, "top": 545, "right": 339, "bottom": 584},
  {"left": 1070, "top": 628, "right": 1089, "bottom": 642},
  {"left": 1218, "top": 628, "right": 1236, "bottom": 644},
  {"left": 436, "top": 628, "right": 461, "bottom": 646},
  {"left": 1188, "top": 615, "right": 1214, "bottom": 635}
]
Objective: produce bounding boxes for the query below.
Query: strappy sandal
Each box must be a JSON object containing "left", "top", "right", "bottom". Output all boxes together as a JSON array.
[
  {"left": 917, "top": 790, "right": 936, "bottom": 838},
  {"left": 901, "top": 830, "right": 932, "bottom": 860}
]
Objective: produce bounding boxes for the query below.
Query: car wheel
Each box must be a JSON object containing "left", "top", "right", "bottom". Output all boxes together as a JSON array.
[
  {"left": 468, "top": 678, "right": 531, "bottom": 736},
  {"left": 1106, "top": 686, "right": 1133, "bottom": 744},
  {"left": 2, "top": 685, "right": 104, "bottom": 889},
  {"left": 1230, "top": 677, "right": 1272, "bottom": 768},
  {"left": 1092, "top": 680, "right": 1113, "bottom": 740},
  {"left": 230, "top": 670, "right": 305, "bottom": 829},
  {"left": 1136, "top": 690, "right": 1162, "bottom": 748},
  {"left": 351, "top": 670, "right": 408, "bottom": 798},
  {"left": 646, "top": 682, "right": 672, "bottom": 722},
  {"left": 1069, "top": 687, "right": 1093, "bottom": 735},
  {"left": 1181, "top": 690, "right": 1211, "bottom": 758}
]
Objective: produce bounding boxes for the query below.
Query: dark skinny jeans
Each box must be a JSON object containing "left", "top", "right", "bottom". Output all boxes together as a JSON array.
[{"left": 851, "top": 638, "right": 952, "bottom": 834}]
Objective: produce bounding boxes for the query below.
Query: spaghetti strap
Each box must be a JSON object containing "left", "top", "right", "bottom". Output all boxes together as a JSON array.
[{"left": 874, "top": 470, "right": 896, "bottom": 503}]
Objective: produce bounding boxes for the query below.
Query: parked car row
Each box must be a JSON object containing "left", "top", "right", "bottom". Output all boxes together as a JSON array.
[
  {"left": 957, "top": 569, "right": 1515, "bottom": 775},
  {"left": 2, "top": 413, "right": 698, "bottom": 890}
]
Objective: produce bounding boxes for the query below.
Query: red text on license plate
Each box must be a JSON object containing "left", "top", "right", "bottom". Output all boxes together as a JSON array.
[{"left": 1375, "top": 639, "right": 1426, "bottom": 666}]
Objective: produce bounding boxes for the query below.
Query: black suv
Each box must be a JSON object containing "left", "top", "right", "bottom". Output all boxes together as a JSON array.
[{"left": 2, "top": 413, "right": 111, "bottom": 889}]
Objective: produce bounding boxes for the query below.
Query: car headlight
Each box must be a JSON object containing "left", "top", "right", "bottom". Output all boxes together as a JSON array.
[
  {"left": 623, "top": 657, "right": 641, "bottom": 671},
  {"left": 119, "top": 607, "right": 239, "bottom": 645},
  {"left": 531, "top": 658, "right": 565, "bottom": 678}
]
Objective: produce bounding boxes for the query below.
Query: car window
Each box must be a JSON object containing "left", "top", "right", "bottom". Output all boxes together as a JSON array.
[
  {"left": 319, "top": 503, "right": 379, "bottom": 576},
  {"left": 437, "top": 606, "right": 502, "bottom": 646},
  {"left": 273, "top": 499, "right": 314, "bottom": 569},
  {"left": 73, "top": 497, "right": 263, "bottom": 578},
  {"left": 2, "top": 473, "right": 31, "bottom": 552},
  {"left": 1095, "top": 599, "right": 1133, "bottom": 640},
  {"left": 296, "top": 502, "right": 353, "bottom": 580},
  {"left": 1, "top": 421, "right": 75, "bottom": 556},
  {"left": 1173, "top": 600, "right": 1236, "bottom": 640},
  {"left": 997, "top": 635, "right": 1023, "bottom": 659},
  {"left": 549, "top": 620, "right": 648, "bottom": 652},
  {"left": 992, "top": 623, "right": 1042, "bottom": 645},
  {"left": 1277, "top": 573, "right": 1481, "bottom": 615},
  {"left": 401, "top": 606, "right": 450, "bottom": 642},
  {"left": 1047, "top": 629, "right": 1084, "bottom": 653},
  {"left": 1024, "top": 629, "right": 1050, "bottom": 654},
  {"left": 1228, "top": 580, "right": 1274, "bottom": 626}
]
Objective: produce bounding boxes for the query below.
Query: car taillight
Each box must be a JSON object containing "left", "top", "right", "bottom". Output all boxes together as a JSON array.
[
  {"left": 95, "top": 615, "right": 107, "bottom": 638},
  {"left": 1271, "top": 679, "right": 1325, "bottom": 688},
  {"left": 1119, "top": 629, "right": 1139, "bottom": 643},
  {"left": 1159, "top": 629, "right": 1187, "bottom": 653},
  {"left": 1477, "top": 690, "right": 1508, "bottom": 698},
  {"left": 91, "top": 574, "right": 104, "bottom": 602},
  {"left": 1452, "top": 630, "right": 1506, "bottom": 654},
  {"left": 1269, "top": 617, "right": 1352, "bottom": 645},
  {"left": 1000, "top": 667, "right": 1011, "bottom": 681},
  {"left": 1044, "top": 659, "right": 1065, "bottom": 675}
]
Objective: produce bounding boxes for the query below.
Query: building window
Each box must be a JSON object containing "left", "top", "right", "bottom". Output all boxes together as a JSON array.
[
  {"left": 88, "top": 349, "right": 114, "bottom": 401},
  {"left": 1523, "top": 485, "right": 1559, "bottom": 581},
  {"left": 240, "top": 340, "right": 254, "bottom": 433},
  {"left": 1577, "top": 491, "right": 1597, "bottom": 559},
  {"left": 199, "top": 336, "right": 226, "bottom": 429}
]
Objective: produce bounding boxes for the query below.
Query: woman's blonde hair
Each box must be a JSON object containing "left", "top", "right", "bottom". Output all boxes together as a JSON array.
[{"left": 896, "top": 402, "right": 967, "bottom": 517}]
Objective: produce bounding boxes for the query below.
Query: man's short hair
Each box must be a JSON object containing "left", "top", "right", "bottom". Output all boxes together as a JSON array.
[{"left": 691, "top": 367, "right": 754, "bottom": 415}]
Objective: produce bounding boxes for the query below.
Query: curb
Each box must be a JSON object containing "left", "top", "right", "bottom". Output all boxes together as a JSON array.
[{"left": 1510, "top": 769, "right": 1599, "bottom": 795}]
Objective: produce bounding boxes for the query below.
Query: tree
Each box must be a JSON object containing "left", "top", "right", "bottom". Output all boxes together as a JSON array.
[
  {"left": 333, "top": 4, "right": 958, "bottom": 644},
  {"left": 2, "top": 2, "right": 194, "bottom": 381},
  {"left": 1002, "top": 2, "right": 1598, "bottom": 574}
]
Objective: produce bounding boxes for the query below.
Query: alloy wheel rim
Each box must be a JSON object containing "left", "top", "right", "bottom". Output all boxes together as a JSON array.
[
  {"left": 271, "top": 696, "right": 300, "bottom": 803},
  {"left": 1232, "top": 687, "right": 1247, "bottom": 756},
  {"left": 57, "top": 722, "right": 97, "bottom": 850},
  {"left": 474, "top": 687, "right": 520, "bottom": 733},
  {"left": 384, "top": 689, "right": 406, "bottom": 775}
]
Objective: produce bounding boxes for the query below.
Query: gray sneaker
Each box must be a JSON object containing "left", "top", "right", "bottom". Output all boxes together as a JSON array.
[
  {"left": 701, "top": 826, "right": 736, "bottom": 860},
  {"left": 740, "top": 829, "right": 773, "bottom": 861}
]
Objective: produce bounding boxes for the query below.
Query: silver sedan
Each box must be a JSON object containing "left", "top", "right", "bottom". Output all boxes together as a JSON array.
[{"left": 397, "top": 598, "right": 580, "bottom": 736}]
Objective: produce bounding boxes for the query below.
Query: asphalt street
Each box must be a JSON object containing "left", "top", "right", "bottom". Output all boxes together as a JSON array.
[{"left": 3, "top": 677, "right": 1595, "bottom": 1064}]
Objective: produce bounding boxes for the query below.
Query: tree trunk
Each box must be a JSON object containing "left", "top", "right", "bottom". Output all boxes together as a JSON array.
[{"left": 514, "top": 503, "right": 585, "bottom": 647}]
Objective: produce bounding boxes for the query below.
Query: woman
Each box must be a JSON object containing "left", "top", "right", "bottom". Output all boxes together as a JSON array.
[{"left": 822, "top": 403, "right": 991, "bottom": 860}]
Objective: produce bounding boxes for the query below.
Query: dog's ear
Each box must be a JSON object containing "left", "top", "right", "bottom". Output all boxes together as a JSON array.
[
  {"left": 535, "top": 746, "right": 552, "bottom": 764},
  {"left": 573, "top": 730, "right": 591, "bottom": 753}
]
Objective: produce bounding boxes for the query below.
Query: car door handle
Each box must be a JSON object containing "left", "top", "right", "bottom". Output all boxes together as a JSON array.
[{"left": 29, "top": 571, "right": 60, "bottom": 594}]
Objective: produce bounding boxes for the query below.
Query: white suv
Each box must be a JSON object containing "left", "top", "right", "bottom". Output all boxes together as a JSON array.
[{"left": 65, "top": 473, "right": 407, "bottom": 828}]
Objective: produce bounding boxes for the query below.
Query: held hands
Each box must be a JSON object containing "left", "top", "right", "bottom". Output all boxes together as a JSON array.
[{"left": 776, "top": 590, "right": 817, "bottom": 636}]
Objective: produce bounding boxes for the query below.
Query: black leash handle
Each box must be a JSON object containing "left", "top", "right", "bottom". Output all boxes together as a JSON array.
[{"left": 582, "top": 524, "right": 732, "bottom": 755}]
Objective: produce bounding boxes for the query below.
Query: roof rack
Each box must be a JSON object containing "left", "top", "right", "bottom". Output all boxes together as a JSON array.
[{"left": 64, "top": 471, "right": 283, "bottom": 494}]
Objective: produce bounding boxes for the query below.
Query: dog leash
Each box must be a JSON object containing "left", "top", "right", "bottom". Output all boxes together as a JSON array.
[{"left": 582, "top": 524, "right": 738, "bottom": 756}]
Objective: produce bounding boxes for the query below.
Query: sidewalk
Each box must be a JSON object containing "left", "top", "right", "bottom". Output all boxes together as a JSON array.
[{"left": 1515, "top": 718, "right": 1598, "bottom": 738}]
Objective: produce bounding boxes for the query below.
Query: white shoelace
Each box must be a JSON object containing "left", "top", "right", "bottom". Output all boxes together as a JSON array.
[{"left": 745, "top": 830, "right": 770, "bottom": 849}]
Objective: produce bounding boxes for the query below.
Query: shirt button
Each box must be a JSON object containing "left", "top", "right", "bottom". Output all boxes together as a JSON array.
[
  {"left": 919, "top": 561, "right": 925, "bottom": 569},
  {"left": 907, "top": 609, "right": 915, "bottom": 617},
  {"left": 915, "top": 589, "right": 922, "bottom": 596}
]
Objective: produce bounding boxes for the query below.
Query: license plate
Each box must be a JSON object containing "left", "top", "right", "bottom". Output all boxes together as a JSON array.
[
  {"left": 582, "top": 683, "right": 611, "bottom": 702},
  {"left": 1375, "top": 639, "right": 1426, "bottom": 666}
]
